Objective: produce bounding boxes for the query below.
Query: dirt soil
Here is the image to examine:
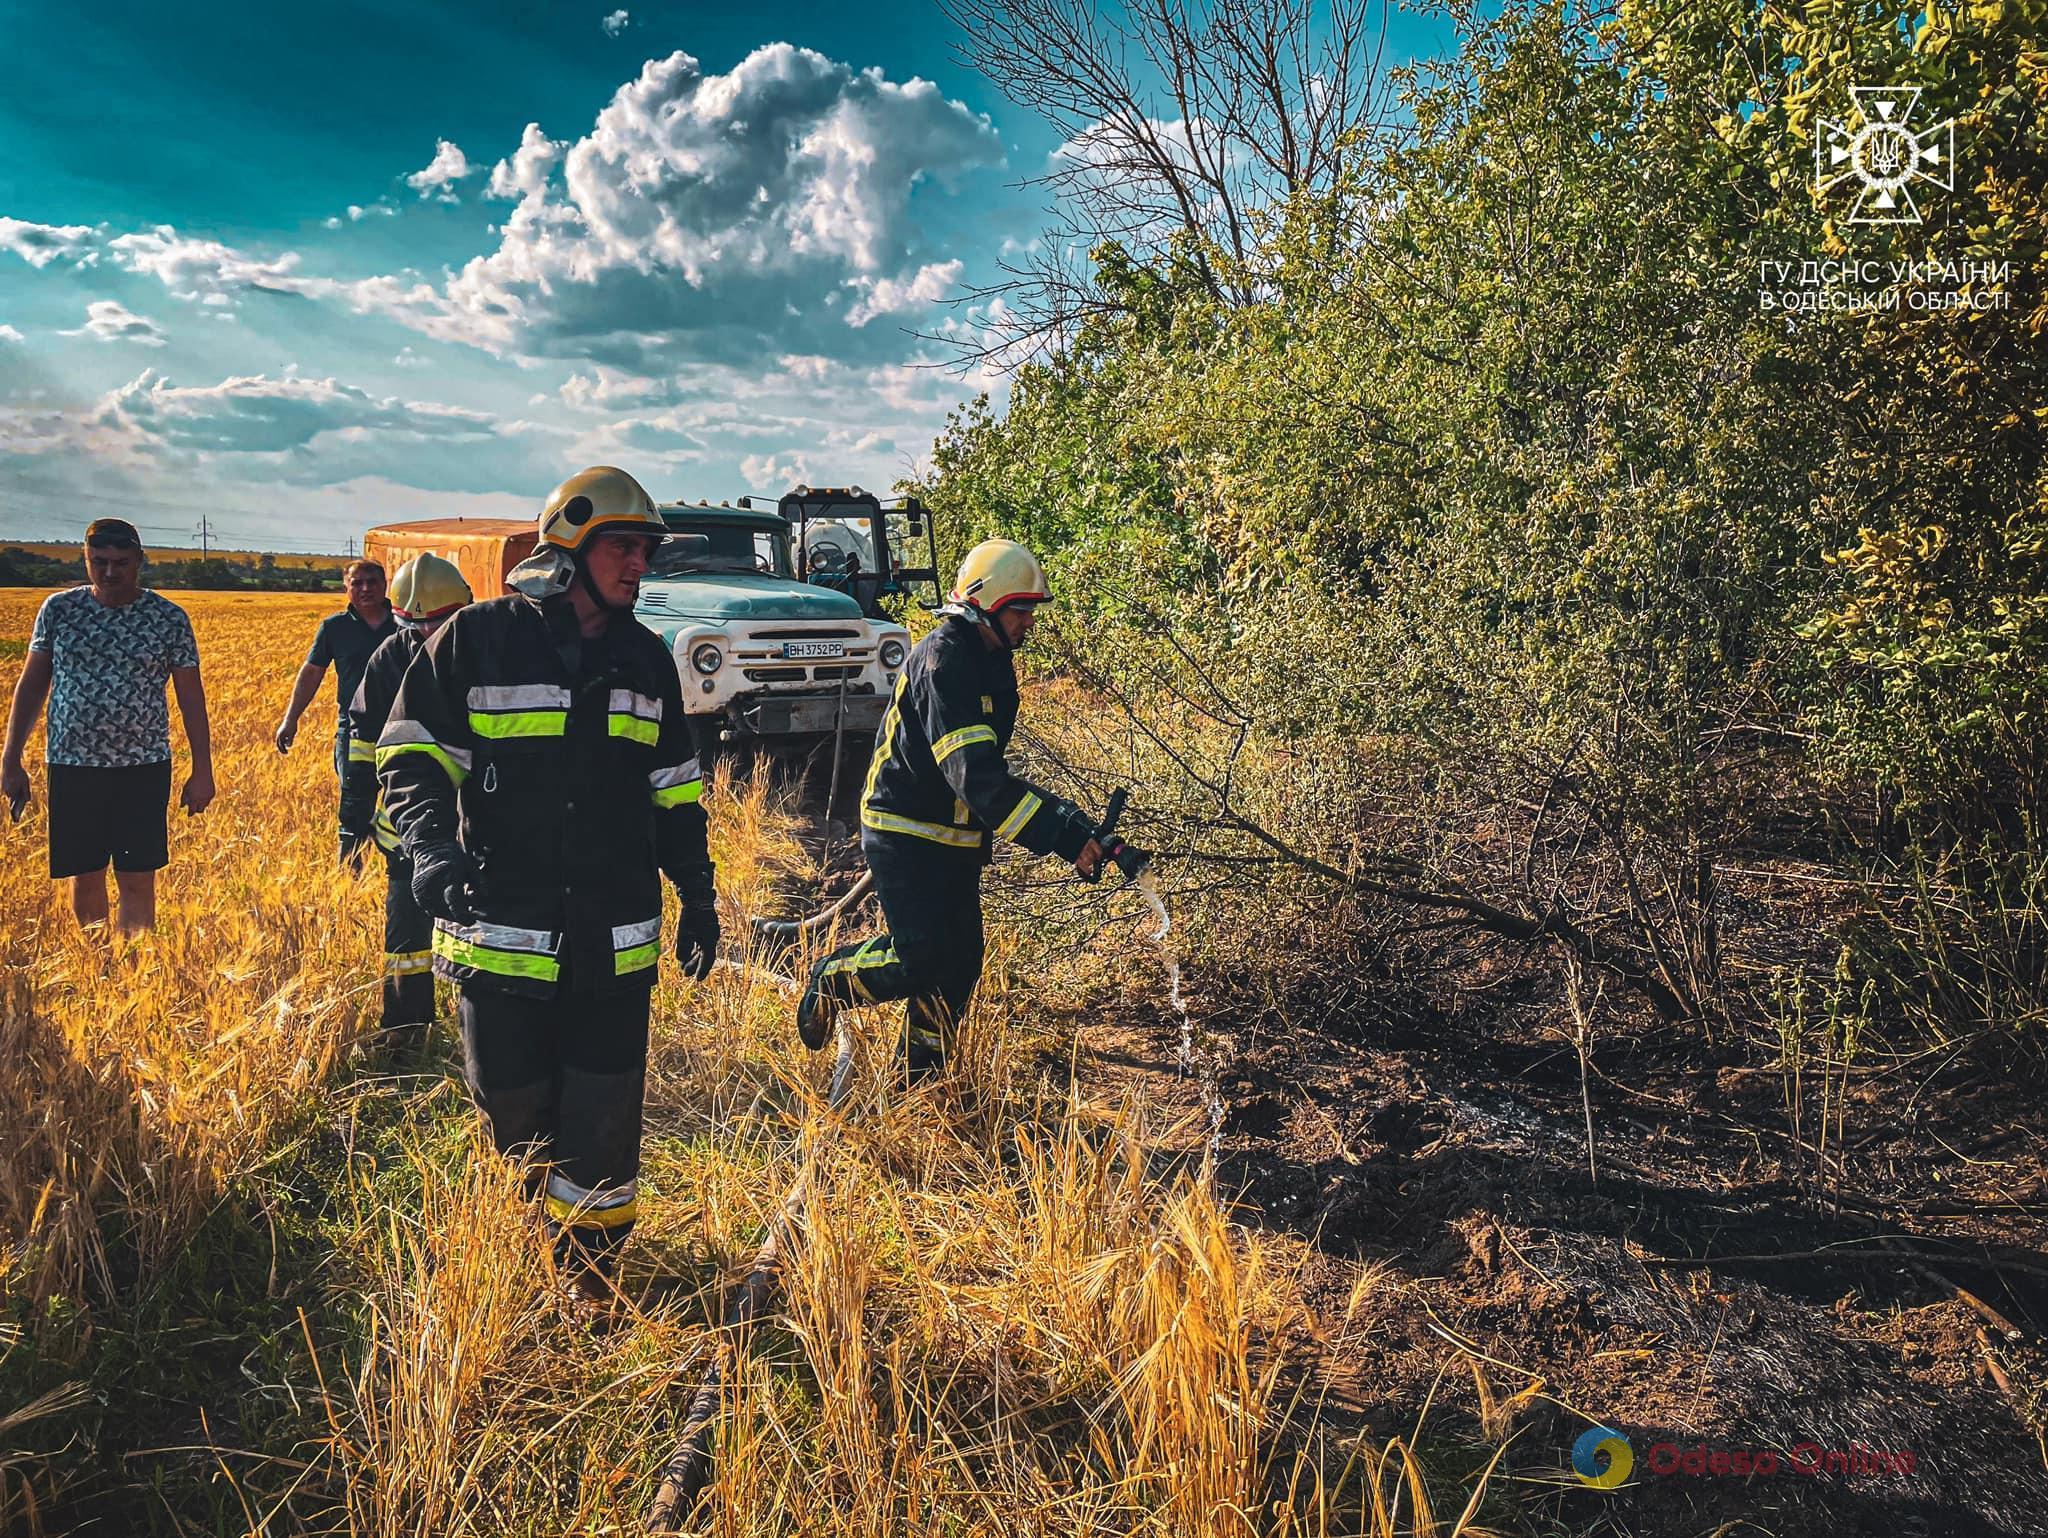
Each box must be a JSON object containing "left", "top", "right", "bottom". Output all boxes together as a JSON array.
[{"left": 1067, "top": 909, "right": 2048, "bottom": 1537}]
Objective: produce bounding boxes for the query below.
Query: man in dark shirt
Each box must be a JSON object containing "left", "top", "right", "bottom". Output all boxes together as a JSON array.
[{"left": 274, "top": 559, "right": 395, "bottom": 857}]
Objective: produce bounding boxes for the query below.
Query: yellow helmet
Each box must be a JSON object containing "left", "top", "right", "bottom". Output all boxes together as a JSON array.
[
  {"left": 389, "top": 552, "right": 472, "bottom": 623},
  {"left": 538, "top": 465, "right": 668, "bottom": 553},
  {"left": 948, "top": 538, "right": 1051, "bottom": 617}
]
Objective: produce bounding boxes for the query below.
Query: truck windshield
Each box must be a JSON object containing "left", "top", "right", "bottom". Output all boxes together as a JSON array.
[{"left": 654, "top": 524, "right": 793, "bottom": 577}]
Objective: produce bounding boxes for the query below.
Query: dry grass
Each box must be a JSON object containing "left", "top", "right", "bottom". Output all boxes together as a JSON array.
[{"left": 0, "top": 589, "right": 1505, "bottom": 1535}]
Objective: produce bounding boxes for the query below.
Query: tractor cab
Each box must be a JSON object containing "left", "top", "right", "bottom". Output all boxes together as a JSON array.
[{"left": 761, "top": 485, "right": 941, "bottom": 619}]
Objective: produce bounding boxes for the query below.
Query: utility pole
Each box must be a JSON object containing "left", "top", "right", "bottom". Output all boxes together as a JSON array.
[
  {"left": 343, "top": 535, "right": 357, "bottom": 560},
  {"left": 193, "top": 513, "right": 212, "bottom": 556}
]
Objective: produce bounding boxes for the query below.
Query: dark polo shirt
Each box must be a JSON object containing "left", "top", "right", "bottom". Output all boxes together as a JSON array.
[{"left": 307, "top": 606, "right": 397, "bottom": 732}]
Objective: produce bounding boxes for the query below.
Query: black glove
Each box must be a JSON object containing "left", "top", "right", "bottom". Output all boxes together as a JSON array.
[
  {"left": 1046, "top": 798, "right": 1099, "bottom": 865},
  {"left": 676, "top": 902, "right": 719, "bottom": 980},
  {"left": 339, "top": 761, "right": 377, "bottom": 843},
  {"left": 411, "top": 843, "right": 483, "bottom": 924},
  {"left": 673, "top": 862, "right": 719, "bottom": 980}
]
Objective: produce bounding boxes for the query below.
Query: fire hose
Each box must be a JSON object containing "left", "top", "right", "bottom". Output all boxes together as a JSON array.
[
  {"left": 645, "top": 1013, "right": 859, "bottom": 1533},
  {"left": 750, "top": 870, "right": 875, "bottom": 945}
]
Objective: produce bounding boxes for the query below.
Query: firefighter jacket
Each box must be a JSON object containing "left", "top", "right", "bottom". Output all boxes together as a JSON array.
[
  {"left": 377, "top": 593, "right": 709, "bottom": 998},
  {"left": 343, "top": 627, "right": 424, "bottom": 856},
  {"left": 859, "top": 614, "right": 1093, "bottom": 863}
]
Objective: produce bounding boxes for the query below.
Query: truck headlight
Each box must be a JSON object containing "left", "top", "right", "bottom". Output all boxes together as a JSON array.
[
  {"left": 878, "top": 637, "right": 907, "bottom": 670},
  {"left": 691, "top": 642, "right": 724, "bottom": 675}
]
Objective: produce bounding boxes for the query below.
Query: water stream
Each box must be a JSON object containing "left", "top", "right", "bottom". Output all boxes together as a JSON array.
[{"left": 1133, "top": 869, "right": 1224, "bottom": 1178}]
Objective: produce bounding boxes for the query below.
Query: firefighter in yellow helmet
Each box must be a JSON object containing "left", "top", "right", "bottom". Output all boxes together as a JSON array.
[
  {"left": 341, "top": 552, "right": 472, "bottom": 1049},
  {"left": 798, "top": 537, "right": 1149, "bottom": 1081},
  {"left": 378, "top": 468, "right": 720, "bottom": 1298}
]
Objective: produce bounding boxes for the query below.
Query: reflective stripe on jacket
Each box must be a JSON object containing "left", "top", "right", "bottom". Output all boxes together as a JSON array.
[
  {"left": 858, "top": 615, "right": 1091, "bottom": 862},
  {"left": 377, "top": 593, "right": 709, "bottom": 997}
]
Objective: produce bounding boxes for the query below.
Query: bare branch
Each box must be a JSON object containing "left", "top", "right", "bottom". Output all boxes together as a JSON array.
[{"left": 940, "top": 0, "right": 1405, "bottom": 358}]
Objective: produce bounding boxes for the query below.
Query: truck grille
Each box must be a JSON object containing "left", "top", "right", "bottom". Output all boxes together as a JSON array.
[
  {"left": 730, "top": 622, "right": 879, "bottom": 674},
  {"left": 743, "top": 665, "right": 876, "bottom": 685}
]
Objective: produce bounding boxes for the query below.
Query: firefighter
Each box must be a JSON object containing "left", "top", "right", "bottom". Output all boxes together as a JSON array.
[
  {"left": 798, "top": 537, "right": 1147, "bottom": 1080},
  {"left": 342, "top": 553, "right": 472, "bottom": 1050},
  {"left": 377, "top": 466, "right": 719, "bottom": 1296}
]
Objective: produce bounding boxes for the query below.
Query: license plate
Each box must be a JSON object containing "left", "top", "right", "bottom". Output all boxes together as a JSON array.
[{"left": 782, "top": 640, "right": 846, "bottom": 659}]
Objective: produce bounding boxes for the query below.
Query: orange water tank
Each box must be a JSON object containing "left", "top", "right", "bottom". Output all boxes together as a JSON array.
[{"left": 361, "top": 518, "right": 538, "bottom": 604}]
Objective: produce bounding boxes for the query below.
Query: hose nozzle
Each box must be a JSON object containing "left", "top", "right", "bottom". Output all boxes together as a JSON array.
[
  {"left": 1083, "top": 787, "right": 1150, "bottom": 883},
  {"left": 1104, "top": 836, "right": 1152, "bottom": 882}
]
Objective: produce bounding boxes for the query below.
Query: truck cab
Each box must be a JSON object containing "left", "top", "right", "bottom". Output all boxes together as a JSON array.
[{"left": 635, "top": 501, "right": 911, "bottom": 751}]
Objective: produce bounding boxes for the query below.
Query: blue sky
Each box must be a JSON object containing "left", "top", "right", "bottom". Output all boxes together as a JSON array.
[{"left": 0, "top": 0, "right": 1455, "bottom": 553}]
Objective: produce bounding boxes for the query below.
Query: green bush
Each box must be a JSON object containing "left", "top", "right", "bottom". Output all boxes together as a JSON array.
[{"left": 922, "top": 0, "right": 2047, "bottom": 1039}]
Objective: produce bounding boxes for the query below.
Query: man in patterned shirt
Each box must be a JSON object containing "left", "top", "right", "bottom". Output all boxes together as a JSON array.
[{"left": 1, "top": 518, "right": 215, "bottom": 936}]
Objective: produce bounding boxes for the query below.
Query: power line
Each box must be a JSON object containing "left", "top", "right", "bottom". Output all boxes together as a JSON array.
[
  {"left": 0, "top": 473, "right": 351, "bottom": 554},
  {"left": 0, "top": 523, "right": 347, "bottom": 558},
  {"left": 0, "top": 504, "right": 348, "bottom": 556}
]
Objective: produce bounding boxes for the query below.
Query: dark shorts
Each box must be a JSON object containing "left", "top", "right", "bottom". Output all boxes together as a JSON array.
[{"left": 47, "top": 760, "right": 173, "bottom": 879}]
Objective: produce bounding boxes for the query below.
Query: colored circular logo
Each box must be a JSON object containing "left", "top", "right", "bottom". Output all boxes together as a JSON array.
[{"left": 1572, "top": 1426, "right": 1634, "bottom": 1489}]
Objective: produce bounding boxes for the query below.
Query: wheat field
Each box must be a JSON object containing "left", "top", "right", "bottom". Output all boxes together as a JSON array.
[{"left": 0, "top": 589, "right": 1497, "bottom": 1536}]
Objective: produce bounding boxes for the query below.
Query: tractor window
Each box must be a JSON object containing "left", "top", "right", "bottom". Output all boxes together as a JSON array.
[
  {"left": 654, "top": 524, "right": 793, "bottom": 577},
  {"left": 802, "top": 519, "right": 876, "bottom": 578}
]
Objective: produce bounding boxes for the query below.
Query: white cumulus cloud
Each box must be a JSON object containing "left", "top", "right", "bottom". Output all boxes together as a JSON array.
[
  {"left": 63, "top": 300, "right": 167, "bottom": 346},
  {"left": 0, "top": 324, "right": 23, "bottom": 345},
  {"left": 487, "top": 123, "right": 566, "bottom": 202},
  {"left": 776, "top": 354, "right": 836, "bottom": 381},
  {"left": 393, "top": 45, "right": 1003, "bottom": 365},
  {"left": 0, "top": 217, "right": 100, "bottom": 269},
  {"left": 108, "top": 227, "right": 315, "bottom": 303},
  {"left": 105, "top": 369, "right": 495, "bottom": 452},
  {"left": 406, "top": 139, "right": 475, "bottom": 199},
  {"left": 739, "top": 450, "right": 813, "bottom": 488},
  {"left": 59, "top": 369, "right": 579, "bottom": 495},
  {"left": 601, "top": 9, "right": 629, "bottom": 36},
  {"left": 558, "top": 365, "right": 676, "bottom": 412},
  {"left": 845, "top": 258, "right": 964, "bottom": 327},
  {"left": 323, "top": 202, "right": 400, "bottom": 229}
]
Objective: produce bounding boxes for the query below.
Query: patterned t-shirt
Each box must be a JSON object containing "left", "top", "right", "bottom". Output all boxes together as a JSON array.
[{"left": 28, "top": 587, "right": 200, "bottom": 767}]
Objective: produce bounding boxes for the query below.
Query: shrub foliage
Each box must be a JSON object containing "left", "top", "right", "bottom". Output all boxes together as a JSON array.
[{"left": 922, "top": 0, "right": 2047, "bottom": 1037}]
